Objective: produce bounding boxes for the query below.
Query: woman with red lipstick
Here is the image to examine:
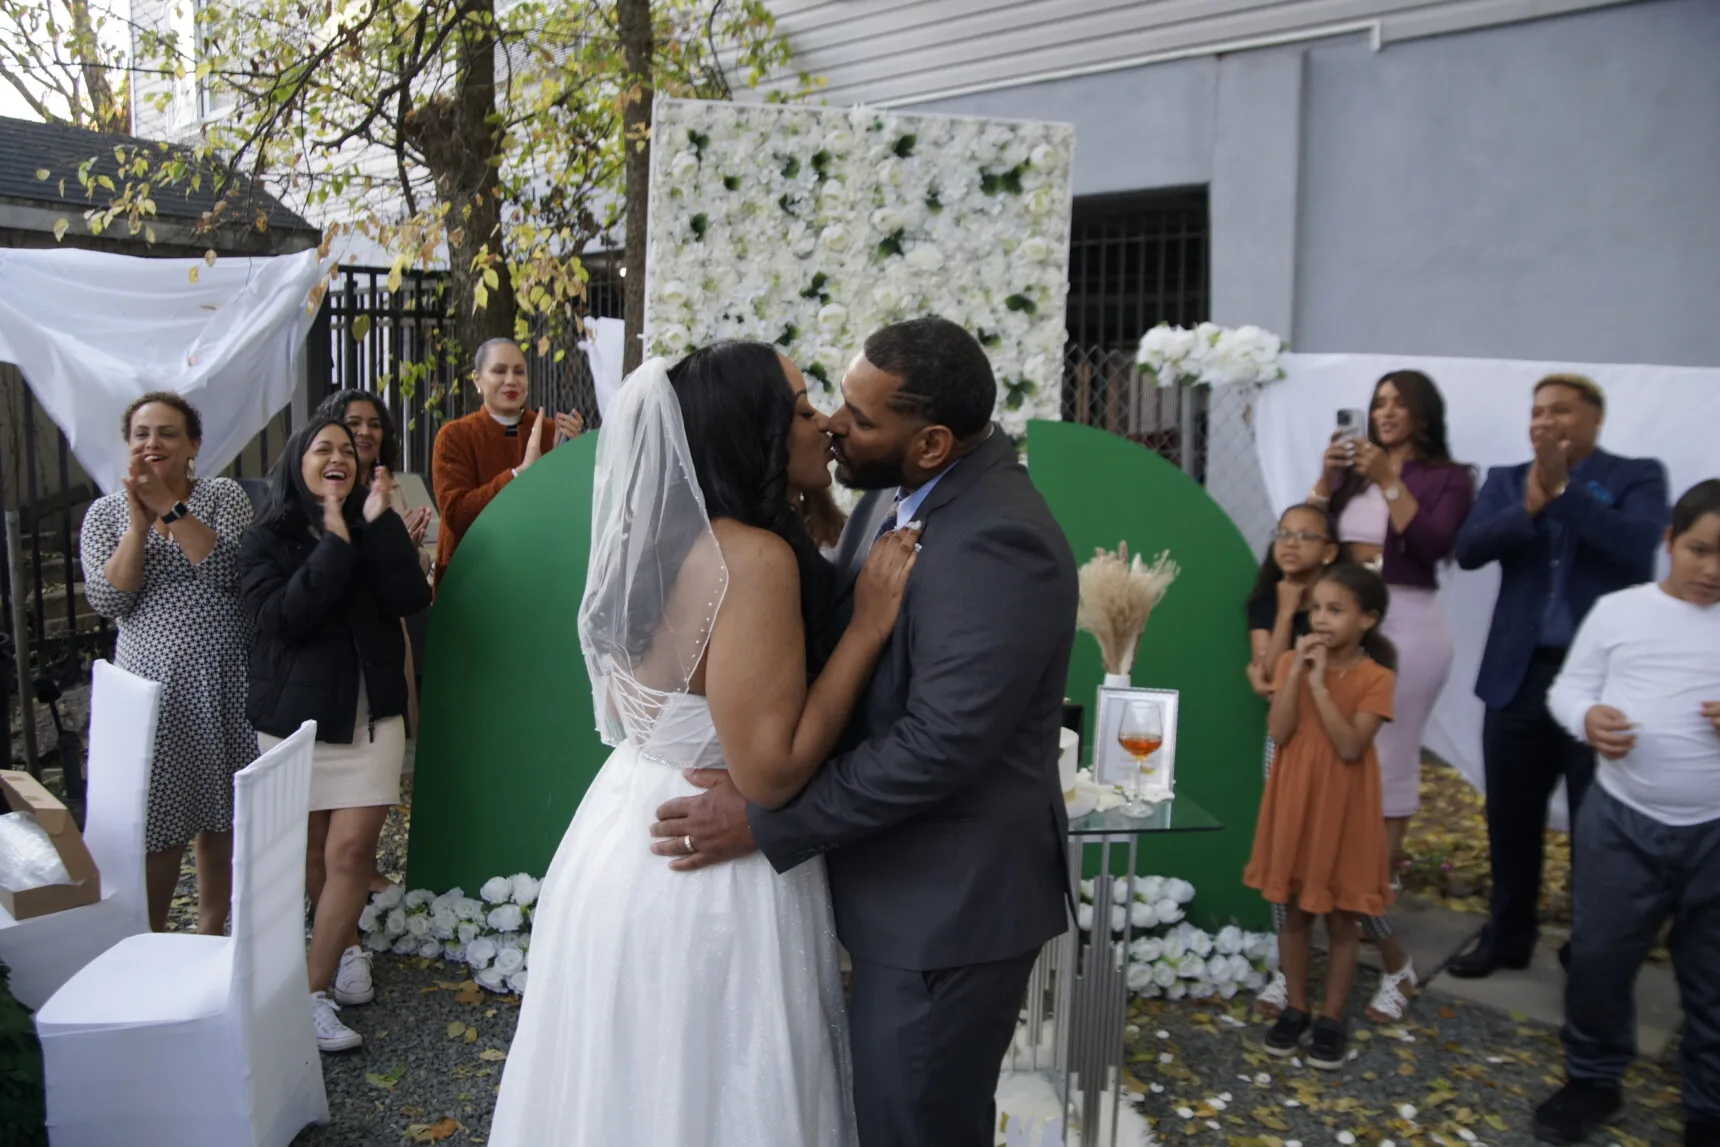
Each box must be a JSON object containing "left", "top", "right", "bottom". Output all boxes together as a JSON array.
[
  {"left": 239, "top": 417, "right": 433, "bottom": 1052},
  {"left": 81, "top": 391, "right": 258, "bottom": 936},
  {"left": 430, "top": 339, "right": 584, "bottom": 589}
]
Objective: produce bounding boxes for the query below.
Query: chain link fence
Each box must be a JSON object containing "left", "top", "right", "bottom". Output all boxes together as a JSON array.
[{"left": 1062, "top": 344, "right": 1278, "bottom": 556}]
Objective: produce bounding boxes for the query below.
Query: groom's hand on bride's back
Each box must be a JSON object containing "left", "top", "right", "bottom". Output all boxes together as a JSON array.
[{"left": 650, "top": 769, "right": 758, "bottom": 871}]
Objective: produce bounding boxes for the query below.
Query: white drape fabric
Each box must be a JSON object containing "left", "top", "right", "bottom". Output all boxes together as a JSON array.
[
  {"left": 579, "top": 316, "right": 626, "bottom": 423},
  {"left": 1254, "top": 352, "right": 1720, "bottom": 823},
  {"left": 0, "top": 247, "right": 326, "bottom": 495}
]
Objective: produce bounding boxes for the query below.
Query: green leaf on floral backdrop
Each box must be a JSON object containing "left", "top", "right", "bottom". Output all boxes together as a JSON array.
[
  {"left": 892, "top": 134, "right": 917, "bottom": 159},
  {"left": 877, "top": 229, "right": 905, "bottom": 258},
  {"left": 799, "top": 272, "right": 830, "bottom": 301},
  {"left": 980, "top": 162, "right": 1029, "bottom": 196},
  {"left": 777, "top": 193, "right": 797, "bottom": 216},
  {"left": 690, "top": 213, "right": 709, "bottom": 240},
  {"left": 1004, "top": 293, "right": 1038, "bottom": 315},
  {"left": 687, "top": 129, "right": 709, "bottom": 158},
  {"left": 722, "top": 174, "right": 740, "bottom": 191},
  {"left": 975, "top": 327, "right": 1002, "bottom": 347},
  {"left": 781, "top": 156, "right": 800, "bottom": 179},
  {"left": 925, "top": 190, "right": 943, "bottom": 214},
  {"left": 806, "top": 362, "right": 832, "bottom": 390},
  {"left": 810, "top": 150, "right": 832, "bottom": 180},
  {"left": 775, "top": 323, "right": 798, "bottom": 347},
  {"left": 870, "top": 118, "right": 884, "bottom": 132},
  {"left": 1004, "top": 378, "right": 1037, "bottom": 411}
]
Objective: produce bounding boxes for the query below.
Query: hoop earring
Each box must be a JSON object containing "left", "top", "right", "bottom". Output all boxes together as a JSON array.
[{"left": 187, "top": 456, "right": 198, "bottom": 480}]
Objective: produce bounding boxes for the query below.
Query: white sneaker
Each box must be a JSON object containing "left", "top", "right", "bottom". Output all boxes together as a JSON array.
[
  {"left": 311, "top": 991, "right": 362, "bottom": 1052},
  {"left": 333, "top": 945, "right": 374, "bottom": 1005},
  {"left": 1365, "top": 958, "right": 1417, "bottom": 1023},
  {"left": 1253, "top": 971, "right": 1289, "bottom": 1019}
]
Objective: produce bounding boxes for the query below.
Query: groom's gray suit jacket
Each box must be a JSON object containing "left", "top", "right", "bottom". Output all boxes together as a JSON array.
[{"left": 749, "top": 429, "right": 1077, "bottom": 972}]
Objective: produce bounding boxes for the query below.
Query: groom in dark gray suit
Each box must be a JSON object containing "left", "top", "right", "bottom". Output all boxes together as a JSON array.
[{"left": 651, "top": 316, "right": 1076, "bottom": 1147}]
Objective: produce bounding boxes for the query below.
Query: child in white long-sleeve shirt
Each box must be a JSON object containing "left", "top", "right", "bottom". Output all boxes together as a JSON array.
[{"left": 1533, "top": 478, "right": 1720, "bottom": 1147}]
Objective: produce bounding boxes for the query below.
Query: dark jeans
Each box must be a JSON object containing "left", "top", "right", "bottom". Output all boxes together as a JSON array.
[
  {"left": 1481, "top": 648, "right": 1597, "bottom": 960},
  {"left": 848, "top": 951, "right": 1038, "bottom": 1147},
  {"left": 1564, "top": 786, "right": 1720, "bottom": 1119}
]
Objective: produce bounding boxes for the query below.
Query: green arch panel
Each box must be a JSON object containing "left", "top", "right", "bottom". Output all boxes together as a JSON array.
[
  {"left": 1026, "top": 420, "right": 1268, "bottom": 930},
  {"left": 404, "top": 436, "right": 607, "bottom": 893},
  {"left": 408, "top": 421, "right": 1269, "bottom": 930}
]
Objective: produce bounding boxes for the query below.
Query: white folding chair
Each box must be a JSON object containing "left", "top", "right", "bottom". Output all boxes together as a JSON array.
[
  {"left": 0, "top": 660, "right": 160, "bottom": 1009},
  {"left": 36, "top": 721, "right": 327, "bottom": 1147}
]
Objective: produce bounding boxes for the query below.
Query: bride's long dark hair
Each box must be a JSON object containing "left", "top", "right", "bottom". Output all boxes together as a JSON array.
[{"left": 668, "top": 342, "right": 834, "bottom": 669}]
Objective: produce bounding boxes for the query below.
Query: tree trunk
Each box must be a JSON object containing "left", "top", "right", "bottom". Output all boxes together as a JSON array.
[
  {"left": 67, "top": 0, "right": 126, "bottom": 132},
  {"left": 404, "top": 0, "right": 516, "bottom": 373},
  {"left": 618, "top": 0, "right": 653, "bottom": 373}
]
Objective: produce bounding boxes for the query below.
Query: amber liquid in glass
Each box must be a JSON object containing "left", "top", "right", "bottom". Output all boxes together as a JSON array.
[{"left": 1118, "top": 735, "right": 1162, "bottom": 760}]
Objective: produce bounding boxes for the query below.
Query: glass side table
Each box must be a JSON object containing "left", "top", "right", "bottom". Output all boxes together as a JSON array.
[{"left": 1008, "top": 795, "right": 1223, "bottom": 1147}]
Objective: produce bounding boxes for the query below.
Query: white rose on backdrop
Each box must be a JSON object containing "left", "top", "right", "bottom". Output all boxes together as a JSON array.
[
  {"left": 510, "top": 874, "right": 541, "bottom": 907},
  {"left": 1129, "top": 900, "right": 1158, "bottom": 930},
  {"left": 508, "top": 970, "right": 530, "bottom": 996},
  {"left": 1161, "top": 931, "right": 1186, "bottom": 960},
  {"left": 816, "top": 302, "right": 848, "bottom": 334},
  {"left": 1206, "top": 955, "right": 1232, "bottom": 983},
  {"left": 496, "top": 933, "right": 524, "bottom": 954},
  {"left": 1126, "top": 963, "right": 1155, "bottom": 992},
  {"left": 1165, "top": 980, "right": 1188, "bottom": 1001},
  {"left": 481, "top": 876, "right": 514, "bottom": 904},
  {"left": 493, "top": 947, "right": 527, "bottom": 977},
  {"left": 1184, "top": 926, "right": 1214, "bottom": 957},
  {"left": 1136, "top": 875, "right": 1167, "bottom": 903},
  {"left": 358, "top": 905, "right": 379, "bottom": 933},
  {"left": 488, "top": 904, "right": 525, "bottom": 933},
  {"left": 455, "top": 897, "right": 483, "bottom": 922},
  {"left": 658, "top": 323, "right": 693, "bottom": 355},
  {"left": 404, "top": 889, "right": 435, "bottom": 910},
  {"left": 1243, "top": 932, "right": 1275, "bottom": 963},
  {"left": 431, "top": 907, "right": 458, "bottom": 940},
  {"left": 818, "top": 178, "right": 851, "bottom": 208},
  {"left": 385, "top": 908, "right": 407, "bottom": 937},
  {"left": 1215, "top": 925, "right": 1245, "bottom": 955},
  {"left": 872, "top": 281, "right": 906, "bottom": 313},
  {"left": 790, "top": 228, "right": 819, "bottom": 259},
  {"left": 1109, "top": 880, "right": 1131, "bottom": 905},
  {"left": 373, "top": 884, "right": 405, "bottom": 911},
  {"left": 364, "top": 930, "right": 391, "bottom": 953},
  {"left": 1017, "top": 235, "right": 1056, "bottom": 264},
  {"left": 819, "top": 224, "right": 854, "bottom": 255},
  {"left": 823, "top": 127, "right": 857, "bottom": 155},
  {"left": 1109, "top": 905, "right": 1128, "bottom": 933},
  {"left": 905, "top": 244, "right": 945, "bottom": 273},
  {"left": 443, "top": 941, "right": 465, "bottom": 963},
  {"left": 659, "top": 280, "right": 692, "bottom": 309},
  {"left": 1154, "top": 898, "right": 1184, "bottom": 925},
  {"left": 1079, "top": 879, "right": 1095, "bottom": 901},
  {"left": 1187, "top": 981, "right": 1217, "bottom": 1000},
  {"left": 466, "top": 936, "right": 499, "bottom": 970},
  {"left": 417, "top": 939, "right": 442, "bottom": 959},
  {"left": 1076, "top": 903, "right": 1094, "bottom": 932},
  {"left": 875, "top": 157, "right": 906, "bottom": 189},
  {"left": 391, "top": 934, "right": 419, "bottom": 956},
  {"left": 457, "top": 921, "right": 480, "bottom": 946},
  {"left": 1243, "top": 970, "right": 1267, "bottom": 992},
  {"left": 669, "top": 151, "right": 699, "bottom": 182},
  {"left": 999, "top": 409, "right": 1030, "bottom": 440},
  {"left": 1165, "top": 877, "right": 1197, "bottom": 905},
  {"left": 1175, "top": 952, "right": 1207, "bottom": 979},
  {"left": 870, "top": 205, "right": 910, "bottom": 236},
  {"left": 1217, "top": 980, "right": 1241, "bottom": 1000},
  {"left": 1151, "top": 959, "right": 1179, "bottom": 988},
  {"left": 431, "top": 888, "right": 463, "bottom": 912},
  {"left": 1024, "top": 187, "right": 1057, "bottom": 218},
  {"left": 1029, "top": 143, "right": 1060, "bottom": 171},
  {"left": 406, "top": 914, "right": 431, "bottom": 938},
  {"left": 475, "top": 967, "right": 509, "bottom": 993}
]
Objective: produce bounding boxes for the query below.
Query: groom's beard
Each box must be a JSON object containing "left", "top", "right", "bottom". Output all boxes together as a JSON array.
[{"left": 834, "top": 443, "right": 908, "bottom": 491}]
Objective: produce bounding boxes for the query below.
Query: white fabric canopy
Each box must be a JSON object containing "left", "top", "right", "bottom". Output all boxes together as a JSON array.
[
  {"left": 1254, "top": 352, "right": 1720, "bottom": 821},
  {"left": 0, "top": 247, "right": 326, "bottom": 495},
  {"left": 580, "top": 316, "right": 626, "bottom": 424}
]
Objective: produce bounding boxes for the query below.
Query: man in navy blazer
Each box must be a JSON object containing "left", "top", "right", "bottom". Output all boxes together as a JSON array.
[{"left": 1450, "top": 374, "right": 1669, "bottom": 978}]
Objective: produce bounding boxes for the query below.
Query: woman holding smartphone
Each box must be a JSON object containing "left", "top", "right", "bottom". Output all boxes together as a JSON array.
[{"left": 1307, "top": 371, "right": 1474, "bottom": 1019}]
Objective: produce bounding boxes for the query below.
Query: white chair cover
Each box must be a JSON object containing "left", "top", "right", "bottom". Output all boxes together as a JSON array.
[
  {"left": 0, "top": 660, "right": 160, "bottom": 1009},
  {"left": 35, "top": 721, "right": 326, "bottom": 1147}
]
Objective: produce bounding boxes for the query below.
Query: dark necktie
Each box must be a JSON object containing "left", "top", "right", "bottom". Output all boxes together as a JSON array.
[{"left": 871, "top": 489, "right": 905, "bottom": 548}]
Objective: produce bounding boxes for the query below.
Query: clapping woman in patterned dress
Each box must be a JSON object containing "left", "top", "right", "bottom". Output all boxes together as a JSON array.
[{"left": 80, "top": 392, "right": 258, "bottom": 934}]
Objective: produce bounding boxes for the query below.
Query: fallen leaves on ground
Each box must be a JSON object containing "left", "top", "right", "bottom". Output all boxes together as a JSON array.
[{"left": 404, "top": 1117, "right": 462, "bottom": 1142}]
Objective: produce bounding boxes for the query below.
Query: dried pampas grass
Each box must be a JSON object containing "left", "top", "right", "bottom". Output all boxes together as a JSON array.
[{"left": 1076, "top": 542, "right": 1181, "bottom": 675}]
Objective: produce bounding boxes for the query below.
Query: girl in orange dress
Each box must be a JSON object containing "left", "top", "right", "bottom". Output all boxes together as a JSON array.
[{"left": 1244, "top": 563, "right": 1396, "bottom": 1070}]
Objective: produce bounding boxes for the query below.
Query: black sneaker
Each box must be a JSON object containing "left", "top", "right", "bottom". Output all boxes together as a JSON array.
[
  {"left": 1688, "top": 1115, "right": 1720, "bottom": 1147},
  {"left": 1532, "top": 1081, "right": 1623, "bottom": 1144},
  {"left": 1307, "top": 1017, "right": 1347, "bottom": 1071},
  {"left": 1263, "top": 1008, "right": 1310, "bottom": 1058}
]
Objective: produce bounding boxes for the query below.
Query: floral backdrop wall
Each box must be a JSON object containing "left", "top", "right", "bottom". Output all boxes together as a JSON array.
[{"left": 643, "top": 97, "right": 1075, "bottom": 437}]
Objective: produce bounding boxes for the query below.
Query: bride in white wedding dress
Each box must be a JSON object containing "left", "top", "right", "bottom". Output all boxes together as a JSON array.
[{"left": 487, "top": 344, "right": 917, "bottom": 1146}]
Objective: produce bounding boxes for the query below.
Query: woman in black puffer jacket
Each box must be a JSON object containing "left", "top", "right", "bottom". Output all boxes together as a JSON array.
[{"left": 238, "top": 416, "right": 432, "bottom": 1053}]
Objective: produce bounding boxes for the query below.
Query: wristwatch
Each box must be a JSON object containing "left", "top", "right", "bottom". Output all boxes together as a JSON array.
[
  {"left": 160, "top": 501, "right": 190, "bottom": 525},
  {"left": 1383, "top": 484, "right": 1403, "bottom": 502}
]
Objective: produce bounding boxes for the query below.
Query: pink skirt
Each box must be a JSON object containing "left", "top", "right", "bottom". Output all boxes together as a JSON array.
[{"left": 1377, "top": 586, "right": 1453, "bottom": 819}]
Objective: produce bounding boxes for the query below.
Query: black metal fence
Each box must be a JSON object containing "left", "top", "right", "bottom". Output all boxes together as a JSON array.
[{"left": 1, "top": 262, "right": 621, "bottom": 773}]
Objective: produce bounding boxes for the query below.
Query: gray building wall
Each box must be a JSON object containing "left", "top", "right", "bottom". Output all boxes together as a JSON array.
[{"left": 902, "top": 0, "right": 1720, "bottom": 539}]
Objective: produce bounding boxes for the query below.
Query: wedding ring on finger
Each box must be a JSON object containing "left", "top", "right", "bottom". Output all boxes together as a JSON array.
[{"left": 682, "top": 834, "right": 696, "bottom": 856}]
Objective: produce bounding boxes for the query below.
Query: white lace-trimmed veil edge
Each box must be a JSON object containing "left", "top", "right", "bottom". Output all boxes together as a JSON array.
[{"left": 577, "top": 357, "right": 729, "bottom": 747}]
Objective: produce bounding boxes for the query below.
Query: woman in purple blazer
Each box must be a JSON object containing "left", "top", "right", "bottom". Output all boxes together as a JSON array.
[{"left": 1310, "top": 370, "right": 1475, "bottom": 873}]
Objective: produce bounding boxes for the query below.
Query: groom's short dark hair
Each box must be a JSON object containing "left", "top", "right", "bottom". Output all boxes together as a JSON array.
[{"left": 865, "top": 317, "right": 997, "bottom": 440}]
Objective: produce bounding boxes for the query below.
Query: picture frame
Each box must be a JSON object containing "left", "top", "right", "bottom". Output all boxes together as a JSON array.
[{"left": 1092, "top": 685, "right": 1179, "bottom": 800}]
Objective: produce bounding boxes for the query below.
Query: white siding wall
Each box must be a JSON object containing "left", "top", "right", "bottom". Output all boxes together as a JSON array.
[{"left": 764, "top": 0, "right": 1639, "bottom": 106}]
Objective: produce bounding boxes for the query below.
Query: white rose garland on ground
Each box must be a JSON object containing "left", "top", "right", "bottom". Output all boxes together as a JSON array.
[
  {"left": 1076, "top": 875, "right": 1277, "bottom": 1002},
  {"left": 644, "top": 98, "right": 1075, "bottom": 440},
  {"left": 1136, "top": 322, "right": 1285, "bottom": 389},
  {"left": 357, "top": 874, "right": 541, "bottom": 995}
]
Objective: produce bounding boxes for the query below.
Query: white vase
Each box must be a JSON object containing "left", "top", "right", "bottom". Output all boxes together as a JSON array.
[{"left": 1103, "top": 672, "right": 1132, "bottom": 689}]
